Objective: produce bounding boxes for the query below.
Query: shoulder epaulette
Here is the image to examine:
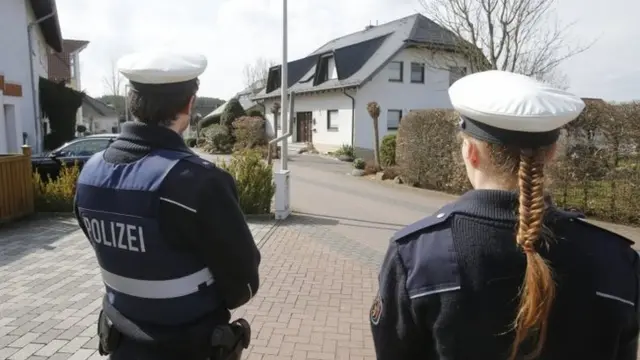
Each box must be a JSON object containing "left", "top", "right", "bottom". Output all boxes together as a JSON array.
[{"left": 391, "top": 202, "right": 458, "bottom": 242}]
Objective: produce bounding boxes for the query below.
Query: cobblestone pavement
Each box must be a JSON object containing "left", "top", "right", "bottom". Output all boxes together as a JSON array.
[
  {"left": 0, "top": 215, "right": 277, "bottom": 360},
  {"left": 232, "top": 215, "right": 380, "bottom": 360}
]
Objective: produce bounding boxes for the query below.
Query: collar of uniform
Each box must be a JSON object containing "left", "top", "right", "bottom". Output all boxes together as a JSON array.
[
  {"left": 118, "top": 122, "right": 191, "bottom": 152},
  {"left": 453, "top": 190, "right": 556, "bottom": 222},
  {"left": 453, "top": 190, "right": 519, "bottom": 222}
]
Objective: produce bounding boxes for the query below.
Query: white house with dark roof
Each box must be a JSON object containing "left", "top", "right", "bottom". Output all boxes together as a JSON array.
[
  {"left": 202, "top": 83, "right": 264, "bottom": 120},
  {"left": 253, "top": 13, "right": 472, "bottom": 155},
  {"left": 82, "top": 96, "right": 119, "bottom": 134}
]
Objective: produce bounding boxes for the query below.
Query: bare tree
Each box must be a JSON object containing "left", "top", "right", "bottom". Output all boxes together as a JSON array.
[
  {"left": 242, "top": 57, "right": 276, "bottom": 91},
  {"left": 419, "top": 0, "right": 594, "bottom": 85},
  {"left": 102, "top": 59, "right": 124, "bottom": 100}
]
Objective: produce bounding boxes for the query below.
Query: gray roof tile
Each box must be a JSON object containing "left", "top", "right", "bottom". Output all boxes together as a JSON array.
[{"left": 82, "top": 95, "right": 117, "bottom": 118}]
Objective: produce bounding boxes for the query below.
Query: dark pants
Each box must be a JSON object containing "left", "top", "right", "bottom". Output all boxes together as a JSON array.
[{"left": 107, "top": 337, "right": 208, "bottom": 360}]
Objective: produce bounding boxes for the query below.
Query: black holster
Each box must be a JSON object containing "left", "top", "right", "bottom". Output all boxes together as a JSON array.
[
  {"left": 209, "top": 319, "right": 252, "bottom": 360},
  {"left": 97, "top": 310, "right": 122, "bottom": 355}
]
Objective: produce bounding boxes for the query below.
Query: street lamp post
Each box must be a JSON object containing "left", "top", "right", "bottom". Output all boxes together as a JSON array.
[{"left": 273, "top": 0, "right": 291, "bottom": 220}]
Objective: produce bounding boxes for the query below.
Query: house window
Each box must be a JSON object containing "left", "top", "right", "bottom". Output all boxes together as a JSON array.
[
  {"left": 387, "top": 110, "right": 402, "bottom": 130},
  {"left": 449, "top": 66, "right": 467, "bottom": 86},
  {"left": 410, "top": 62, "right": 425, "bottom": 83},
  {"left": 315, "top": 55, "right": 338, "bottom": 85},
  {"left": 327, "top": 110, "right": 339, "bottom": 130},
  {"left": 388, "top": 61, "right": 403, "bottom": 82}
]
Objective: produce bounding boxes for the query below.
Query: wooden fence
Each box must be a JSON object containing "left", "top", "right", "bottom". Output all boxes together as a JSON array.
[{"left": 0, "top": 146, "right": 34, "bottom": 223}]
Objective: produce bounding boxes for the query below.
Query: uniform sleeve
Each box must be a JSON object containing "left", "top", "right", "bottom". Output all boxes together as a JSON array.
[
  {"left": 617, "top": 251, "right": 640, "bottom": 360},
  {"left": 196, "top": 168, "right": 261, "bottom": 310},
  {"left": 370, "top": 241, "right": 429, "bottom": 359},
  {"left": 73, "top": 194, "right": 91, "bottom": 241}
]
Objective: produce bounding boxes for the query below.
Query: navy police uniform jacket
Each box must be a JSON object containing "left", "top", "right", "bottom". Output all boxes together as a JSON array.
[
  {"left": 370, "top": 190, "right": 640, "bottom": 360},
  {"left": 74, "top": 123, "right": 260, "bottom": 330}
]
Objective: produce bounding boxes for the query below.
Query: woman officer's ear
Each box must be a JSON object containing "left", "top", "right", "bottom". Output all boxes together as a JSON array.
[{"left": 462, "top": 137, "right": 482, "bottom": 169}]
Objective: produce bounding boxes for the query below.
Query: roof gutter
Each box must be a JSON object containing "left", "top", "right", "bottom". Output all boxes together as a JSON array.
[
  {"left": 28, "top": 9, "right": 57, "bottom": 153},
  {"left": 343, "top": 88, "right": 356, "bottom": 147}
]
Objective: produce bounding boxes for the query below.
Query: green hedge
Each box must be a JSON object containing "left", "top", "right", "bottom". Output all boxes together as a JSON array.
[
  {"left": 396, "top": 109, "right": 469, "bottom": 194},
  {"left": 395, "top": 101, "right": 640, "bottom": 225}
]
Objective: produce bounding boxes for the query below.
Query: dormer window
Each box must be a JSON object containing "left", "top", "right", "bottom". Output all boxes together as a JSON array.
[
  {"left": 266, "top": 67, "right": 282, "bottom": 93},
  {"left": 314, "top": 54, "right": 337, "bottom": 85}
]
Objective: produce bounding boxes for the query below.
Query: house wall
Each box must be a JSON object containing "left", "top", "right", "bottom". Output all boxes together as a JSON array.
[
  {"left": 0, "top": 0, "right": 50, "bottom": 152},
  {"left": 0, "top": 83, "right": 23, "bottom": 153},
  {"left": 85, "top": 116, "right": 119, "bottom": 134},
  {"left": 354, "top": 47, "right": 469, "bottom": 155},
  {"left": 69, "top": 52, "right": 84, "bottom": 127},
  {"left": 262, "top": 91, "right": 355, "bottom": 153}
]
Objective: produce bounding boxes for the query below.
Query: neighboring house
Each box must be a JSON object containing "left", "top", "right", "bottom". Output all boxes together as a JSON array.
[
  {"left": 253, "top": 13, "right": 471, "bottom": 154},
  {"left": 203, "top": 84, "right": 264, "bottom": 121},
  {"left": 0, "top": 0, "right": 63, "bottom": 154},
  {"left": 47, "top": 38, "right": 89, "bottom": 128},
  {"left": 82, "top": 96, "right": 119, "bottom": 134}
]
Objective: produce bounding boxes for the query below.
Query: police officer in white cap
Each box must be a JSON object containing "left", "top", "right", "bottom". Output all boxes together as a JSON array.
[
  {"left": 74, "top": 51, "right": 258, "bottom": 359},
  {"left": 369, "top": 70, "right": 640, "bottom": 360}
]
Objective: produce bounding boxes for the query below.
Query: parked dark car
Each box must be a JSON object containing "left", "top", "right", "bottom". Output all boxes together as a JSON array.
[{"left": 32, "top": 134, "right": 118, "bottom": 181}]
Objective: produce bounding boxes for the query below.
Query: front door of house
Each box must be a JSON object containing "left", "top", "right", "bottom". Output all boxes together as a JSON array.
[{"left": 296, "top": 112, "right": 312, "bottom": 143}]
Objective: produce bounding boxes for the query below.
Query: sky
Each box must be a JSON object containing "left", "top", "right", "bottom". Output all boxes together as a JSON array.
[{"left": 54, "top": 0, "right": 638, "bottom": 102}]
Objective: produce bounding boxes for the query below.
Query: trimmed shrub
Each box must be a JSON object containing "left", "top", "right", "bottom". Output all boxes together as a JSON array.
[
  {"left": 380, "top": 134, "right": 396, "bottom": 167},
  {"left": 218, "top": 149, "right": 275, "bottom": 215},
  {"left": 201, "top": 124, "right": 234, "bottom": 154},
  {"left": 185, "top": 137, "right": 197, "bottom": 147},
  {"left": 392, "top": 101, "right": 640, "bottom": 225},
  {"left": 547, "top": 100, "right": 640, "bottom": 223},
  {"left": 221, "top": 98, "right": 246, "bottom": 128},
  {"left": 247, "top": 109, "right": 264, "bottom": 117},
  {"left": 233, "top": 116, "right": 268, "bottom": 149},
  {"left": 33, "top": 161, "right": 80, "bottom": 212},
  {"left": 396, "top": 109, "right": 469, "bottom": 193},
  {"left": 353, "top": 158, "right": 365, "bottom": 170}
]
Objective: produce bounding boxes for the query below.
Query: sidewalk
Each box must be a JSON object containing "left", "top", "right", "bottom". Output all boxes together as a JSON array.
[{"left": 232, "top": 215, "right": 379, "bottom": 360}]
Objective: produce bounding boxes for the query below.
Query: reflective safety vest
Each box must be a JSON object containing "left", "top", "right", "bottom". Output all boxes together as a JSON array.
[{"left": 75, "top": 149, "right": 221, "bottom": 325}]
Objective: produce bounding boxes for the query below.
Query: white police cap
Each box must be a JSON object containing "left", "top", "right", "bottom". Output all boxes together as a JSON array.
[
  {"left": 117, "top": 50, "right": 207, "bottom": 85},
  {"left": 449, "top": 70, "right": 585, "bottom": 147}
]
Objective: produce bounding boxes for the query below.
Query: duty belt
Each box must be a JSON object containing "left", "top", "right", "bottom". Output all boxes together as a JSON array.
[{"left": 98, "top": 297, "right": 251, "bottom": 359}]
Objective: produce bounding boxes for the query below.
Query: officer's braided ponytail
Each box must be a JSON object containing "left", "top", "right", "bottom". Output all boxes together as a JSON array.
[{"left": 509, "top": 148, "right": 555, "bottom": 360}]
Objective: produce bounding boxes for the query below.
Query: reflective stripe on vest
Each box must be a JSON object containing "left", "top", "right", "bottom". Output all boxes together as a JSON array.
[
  {"left": 101, "top": 267, "right": 214, "bottom": 299},
  {"left": 76, "top": 148, "right": 221, "bottom": 325}
]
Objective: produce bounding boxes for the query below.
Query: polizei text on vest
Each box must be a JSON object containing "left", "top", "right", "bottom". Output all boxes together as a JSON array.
[{"left": 83, "top": 217, "right": 147, "bottom": 252}]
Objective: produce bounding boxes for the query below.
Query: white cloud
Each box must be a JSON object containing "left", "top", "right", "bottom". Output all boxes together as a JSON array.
[{"left": 55, "top": 0, "right": 638, "bottom": 101}]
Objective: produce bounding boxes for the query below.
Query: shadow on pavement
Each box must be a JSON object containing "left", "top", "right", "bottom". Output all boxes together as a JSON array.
[
  {"left": 281, "top": 212, "right": 404, "bottom": 231},
  {"left": 0, "top": 214, "right": 79, "bottom": 268}
]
